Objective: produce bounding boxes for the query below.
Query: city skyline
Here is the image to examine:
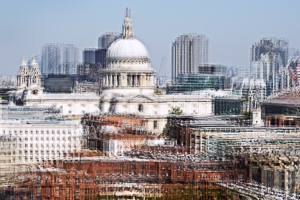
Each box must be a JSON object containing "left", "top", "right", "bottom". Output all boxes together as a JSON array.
[{"left": 1, "top": 0, "right": 300, "bottom": 76}]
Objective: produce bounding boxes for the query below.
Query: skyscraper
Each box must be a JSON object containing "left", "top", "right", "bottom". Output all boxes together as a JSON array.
[
  {"left": 41, "top": 43, "right": 78, "bottom": 75},
  {"left": 171, "top": 34, "right": 209, "bottom": 82},
  {"left": 250, "top": 38, "right": 289, "bottom": 95},
  {"left": 98, "top": 33, "right": 120, "bottom": 49},
  {"left": 251, "top": 38, "right": 288, "bottom": 65}
]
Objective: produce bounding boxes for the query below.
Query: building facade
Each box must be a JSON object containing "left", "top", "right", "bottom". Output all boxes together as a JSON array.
[
  {"left": 250, "top": 38, "right": 289, "bottom": 96},
  {"left": 98, "top": 32, "right": 119, "bottom": 49},
  {"left": 172, "top": 34, "right": 209, "bottom": 82},
  {"left": 0, "top": 120, "right": 82, "bottom": 165},
  {"left": 15, "top": 10, "right": 213, "bottom": 134},
  {"left": 99, "top": 11, "right": 213, "bottom": 133},
  {"left": 41, "top": 43, "right": 78, "bottom": 75}
]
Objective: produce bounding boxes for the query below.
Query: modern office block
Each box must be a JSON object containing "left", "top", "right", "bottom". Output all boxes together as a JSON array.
[
  {"left": 41, "top": 43, "right": 78, "bottom": 75},
  {"left": 172, "top": 34, "right": 209, "bottom": 82}
]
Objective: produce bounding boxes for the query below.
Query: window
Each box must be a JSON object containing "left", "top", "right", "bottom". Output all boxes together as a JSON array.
[
  {"left": 138, "top": 104, "right": 143, "bottom": 112},
  {"left": 153, "top": 121, "right": 158, "bottom": 129}
]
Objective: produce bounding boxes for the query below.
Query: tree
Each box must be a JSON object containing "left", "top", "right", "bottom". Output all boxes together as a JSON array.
[
  {"left": 154, "top": 89, "right": 162, "bottom": 95},
  {"left": 169, "top": 106, "right": 183, "bottom": 115}
]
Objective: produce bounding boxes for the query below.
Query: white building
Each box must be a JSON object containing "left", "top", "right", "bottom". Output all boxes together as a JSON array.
[
  {"left": 16, "top": 57, "right": 100, "bottom": 116},
  {"left": 15, "top": 9, "right": 213, "bottom": 134},
  {"left": 0, "top": 119, "right": 82, "bottom": 164},
  {"left": 99, "top": 10, "right": 212, "bottom": 133}
]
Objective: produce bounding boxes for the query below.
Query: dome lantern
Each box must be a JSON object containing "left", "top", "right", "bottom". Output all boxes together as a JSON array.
[{"left": 122, "top": 8, "right": 134, "bottom": 39}]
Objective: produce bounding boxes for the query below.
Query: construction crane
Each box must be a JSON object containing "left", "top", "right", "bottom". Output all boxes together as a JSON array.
[{"left": 158, "top": 55, "right": 167, "bottom": 76}]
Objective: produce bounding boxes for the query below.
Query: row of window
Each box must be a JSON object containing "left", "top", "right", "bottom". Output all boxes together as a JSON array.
[
  {"left": 13, "top": 150, "right": 76, "bottom": 155},
  {"left": 19, "top": 137, "right": 76, "bottom": 142},
  {"left": 17, "top": 143, "right": 79, "bottom": 148},
  {"left": 3, "top": 130, "right": 77, "bottom": 135}
]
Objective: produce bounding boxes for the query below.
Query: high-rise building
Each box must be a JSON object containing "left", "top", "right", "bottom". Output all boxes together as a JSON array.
[
  {"left": 41, "top": 43, "right": 78, "bottom": 75},
  {"left": 250, "top": 38, "right": 289, "bottom": 95},
  {"left": 83, "top": 48, "right": 97, "bottom": 64},
  {"left": 251, "top": 38, "right": 288, "bottom": 65},
  {"left": 98, "top": 33, "right": 119, "bottom": 49},
  {"left": 171, "top": 34, "right": 209, "bottom": 82},
  {"left": 81, "top": 33, "right": 119, "bottom": 67}
]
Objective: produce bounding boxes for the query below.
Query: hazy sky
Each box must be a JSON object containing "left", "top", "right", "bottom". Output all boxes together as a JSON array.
[{"left": 1, "top": 0, "right": 300, "bottom": 76}]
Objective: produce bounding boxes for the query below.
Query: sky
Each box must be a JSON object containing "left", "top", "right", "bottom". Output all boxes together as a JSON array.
[{"left": 1, "top": 0, "right": 300, "bottom": 76}]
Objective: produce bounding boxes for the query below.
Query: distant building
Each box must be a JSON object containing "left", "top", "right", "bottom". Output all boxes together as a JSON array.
[
  {"left": 83, "top": 48, "right": 96, "bottom": 64},
  {"left": 17, "top": 57, "right": 42, "bottom": 92},
  {"left": 82, "top": 33, "right": 119, "bottom": 66},
  {"left": 214, "top": 96, "right": 242, "bottom": 115},
  {"left": 43, "top": 74, "right": 76, "bottom": 93},
  {"left": 172, "top": 34, "right": 209, "bottom": 82},
  {"left": 250, "top": 38, "right": 289, "bottom": 95},
  {"left": 41, "top": 43, "right": 78, "bottom": 75},
  {"left": 82, "top": 49, "right": 107, "bottom": 67},
  {"left": 289, "top": 47, "right": 300, "bottom": 59},
  {"left": 286, "top": 57, "right": 300, "bottom": 87},
  {"left": 0, "top": 75, "right": 17, "bottom": 87},
  {"left": 76, "top": 63, "right": 102, "bottom": 82},
  {"left": 168, "top": 64, "right": 228, "bottom": 93},
  {"left": 0, "top": 118, "right": 82, "bottom": 164},
  {"left": 15, "top": 57, "right": 100, "bottom": 115},
  {"left": 251, "top": 38, "right": 288, "bottom": 65},
  {"left": 98, "top": 32, "right": 119, "bottom": 49}
]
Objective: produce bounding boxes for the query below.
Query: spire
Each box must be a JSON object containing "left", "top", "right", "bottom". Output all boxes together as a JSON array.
[
  {"left": 21, "top": 56, "right": 27, "bottom": 66},
  {"left": 122, "top": 8, "right": 134, "bottom": 38}
]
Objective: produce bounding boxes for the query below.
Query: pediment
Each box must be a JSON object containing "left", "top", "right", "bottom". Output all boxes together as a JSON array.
[{"left": 127, "top": 95, "right": 154, "bottom": 103}]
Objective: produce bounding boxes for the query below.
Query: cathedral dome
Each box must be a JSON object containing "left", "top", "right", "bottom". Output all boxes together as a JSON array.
[{"left": 107, "top": 38, "right": 149, "bottom": 60}]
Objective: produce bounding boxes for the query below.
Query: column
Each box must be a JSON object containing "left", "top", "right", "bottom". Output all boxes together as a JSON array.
[
  {"left": 284, "top": 169, "right": 288, "bottom": 191},
  {"left": 150, "top": 75, "right": 153, "bottom": 86},
  {"left": 110, "top": 75, "right": 112, "bottom": 87},
  {"left": 114, "top": 75, "right": 117, "bottom": 87},
  {"left": 139, "top": 74, "right": 142, "bottom": 87},
  {"left": 146, "top": 74, "right": 149, "bottom": 86},
  {"left": 130, "top": 75, "right": 133, "bottom": 87},
  {"left": 106, "top": 75, "right": 109, "bottom": 87},
  {"left": 103, "top": 75, "right": 106, "bottom": 86},
  {"left": 134, "top": 75, "right": 137, "bottom": 87}
]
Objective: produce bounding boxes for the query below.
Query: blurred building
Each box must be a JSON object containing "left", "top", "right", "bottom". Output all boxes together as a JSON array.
[
  {"left": 15, "top": 57, "right": 100, "bottom": 115},
  {"left": 98, "top": 32, "right": 119, "bottom": 49},
  {"left": 0, "top": 76, "right": 17, "bottom": 87},
  {"left": 289, "top": 48, "right": 300, "bottom": 59},
  {"left": 250, "top": 38, "right": 289, "bottom": 96},
  {"left": 82, "top": 33, "right": 119, "bottom": 67},
  {"left": 287, "top": 57, "right": 300, "bottom": 87},
  {"left": 17, "top": 57, "right": 42, "bottom": 92},
  {"left": 168, "top": 64, "right": 229, "bottom": 93},
  {"left": 0, "top": 119, "right": 82, "bottom": 165},
  {"left": 83, "top": 48, "right": 96, "bottom": 64},
  {"left": 251, "top": 38, "right": 288, "bottom": 65},
  {"left": 41, "top": 43, "right": 78, "bottom": 75},
  {"left": 43, "top": 74, "right": 76, "bottom": 93},
  {"left": 82, "top": 49, "right": 107, "bottom": 67},
  {"left": 172, "top": 34, "right": 209, "bottom": 82}
]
